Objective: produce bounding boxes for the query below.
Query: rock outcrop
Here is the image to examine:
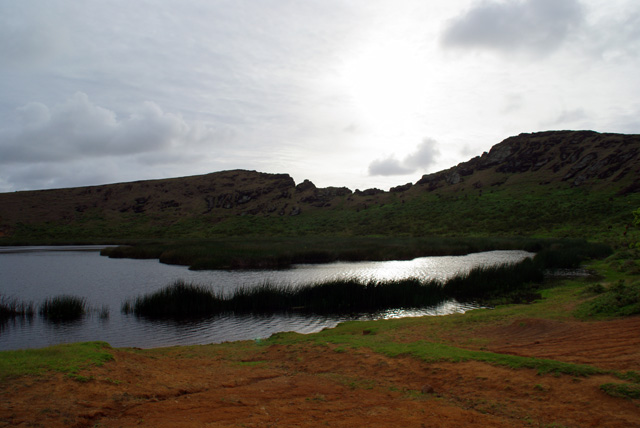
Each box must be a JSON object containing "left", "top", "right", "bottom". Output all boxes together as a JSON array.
[{"left": 416, "top": 131, "right": 640, "bottom": 192}]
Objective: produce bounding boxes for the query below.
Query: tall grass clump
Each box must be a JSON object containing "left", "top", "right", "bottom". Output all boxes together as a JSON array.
[
  {"left": 0, "top": 295, "right": 34, "bottom": 319},
  {"left": 445, "top": 258, "right": 544, "bottom": 301},
  {"left": 39, "top": 295, "right": 87, "bottom": 322},
  {"left": 123, "top": 281, "right": 224, "bottom": 319}
]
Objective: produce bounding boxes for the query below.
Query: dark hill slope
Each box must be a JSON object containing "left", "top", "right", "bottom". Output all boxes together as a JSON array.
[{"left": 1, "top": 130, "right": 639, "bottom": 241}]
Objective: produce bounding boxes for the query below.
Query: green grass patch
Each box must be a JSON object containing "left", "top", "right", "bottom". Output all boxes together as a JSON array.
[
  {"left": 575, "top": 280, "right": 640, "bottom": 319},
  {"left": 600, "top": 383, "right": 640, "bottom": 399},
  {"left": 0, "top": 341, "right": 114, "bottom": 381}
]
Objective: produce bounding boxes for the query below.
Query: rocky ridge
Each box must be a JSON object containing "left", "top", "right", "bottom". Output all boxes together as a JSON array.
[{"left": 415, "top": 130, "right": 640, "bottom": 194}]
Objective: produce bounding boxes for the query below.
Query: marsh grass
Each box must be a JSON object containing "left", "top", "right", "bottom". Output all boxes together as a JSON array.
[
  {"left": 125, "top": 258, "right": 549, "bottom": 319},
  {"left": 124, "top": 237, "right": 613, "bottom": 320},
  {"left": 39, "top": 295, "right": 87, "bottom": 322},
  {"left": 0, "top": 295, "right": 34, "bottom": 320}
]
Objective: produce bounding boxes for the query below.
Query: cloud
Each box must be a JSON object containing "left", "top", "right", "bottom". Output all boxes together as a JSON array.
[
  {"left": 583, "top": 6, "right": 640, "bottom": 61},
  {"left": 368, "top": 157, "right": 414, "bottom": 176},
  {"left": 0, "top": 92, "right": 221, "bottom": 165},
  {"left": 549, "top": 108, "right": 589, "bottom": 125},
  {"left": 441, "top": 0, "right": 584, "bottom": 56},
  {"left": 0, "top": 4, "right": 68, "bottom": 68},
  {"left": 369, "top": 139, "right": 439, "bottom": 176}
]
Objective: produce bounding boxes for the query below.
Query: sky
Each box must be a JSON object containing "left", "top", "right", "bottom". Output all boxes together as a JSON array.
[{"left": 1, "top": 0, "right": 639, "bottom": 192}]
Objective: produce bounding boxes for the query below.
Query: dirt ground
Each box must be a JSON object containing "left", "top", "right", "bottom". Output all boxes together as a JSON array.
[{"left": 2, "top": 316, "right": 640, "bottom": 428}]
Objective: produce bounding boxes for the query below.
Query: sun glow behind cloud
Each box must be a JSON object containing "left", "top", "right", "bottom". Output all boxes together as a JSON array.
[{"left": 342, "top": 40, "right": 430, "bottom": 133}]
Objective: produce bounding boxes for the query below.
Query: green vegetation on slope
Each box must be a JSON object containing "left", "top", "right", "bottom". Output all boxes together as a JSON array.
[
  {"left": 0, "top": 342, "right": 113, "bottom": 380},
  {"left": 4, "top": 186, "right": 640, "bottom": 244}
]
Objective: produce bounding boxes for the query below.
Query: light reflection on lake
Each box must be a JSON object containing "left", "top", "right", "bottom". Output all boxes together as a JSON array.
[{"left": 0, "top": 247, "right": 533, "bottom": 351}]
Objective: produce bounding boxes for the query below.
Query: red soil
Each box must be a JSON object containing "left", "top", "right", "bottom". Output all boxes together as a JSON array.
[{"left": 2, "top": 316, "right": 639, "bottom": 427}]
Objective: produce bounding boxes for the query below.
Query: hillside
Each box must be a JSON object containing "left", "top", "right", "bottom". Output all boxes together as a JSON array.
[{"left": 1, "top": 130, "right": 639, "bottom": 241}]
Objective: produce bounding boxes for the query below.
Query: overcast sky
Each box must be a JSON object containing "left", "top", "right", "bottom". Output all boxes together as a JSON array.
[{"left": 1, "top": 0, "right": 639, "bottom": 192}]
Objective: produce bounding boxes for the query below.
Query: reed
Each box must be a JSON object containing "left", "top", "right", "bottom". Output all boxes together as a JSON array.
[
  {"left": 124, "top": 281, "right": 225, "bottom": 319},
  {"left": 39, "top": 295, "right": 87, "bottom": 322},
  {"left": 0, "top": 295, "right": 34, "bottom": 319},
  {"left": 445, "top": 258, "right": 544, "bottom": 300}
]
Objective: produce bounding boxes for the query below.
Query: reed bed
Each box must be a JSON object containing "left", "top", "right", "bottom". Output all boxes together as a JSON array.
[
  {"left": 39, "top": 295, "right": 87, "bottom": 322},
  {"left": 124, "top": 256, "right": 550, "bottom": 319},
  {"left": 125, "top": 238, "right": 613, "bottom": 320}
]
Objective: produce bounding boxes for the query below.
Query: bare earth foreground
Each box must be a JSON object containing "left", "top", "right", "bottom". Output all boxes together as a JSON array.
[{"left": 2, "top": 315, "right": 640, "bottom": 428}]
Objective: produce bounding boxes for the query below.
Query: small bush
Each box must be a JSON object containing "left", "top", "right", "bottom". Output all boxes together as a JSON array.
[
  {"left": 578, "top": 280, "right": 640, "bottom": 318},
  {"left": 583, "top": 283, "right": 606, "bottom": 295},
  {"left": 39, "top": 295, "right": 87, "bottom": 322}
]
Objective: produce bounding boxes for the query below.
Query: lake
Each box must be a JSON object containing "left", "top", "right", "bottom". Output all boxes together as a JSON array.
[{"left": 0, "top": 246, "right": 533, "bottom": 351}]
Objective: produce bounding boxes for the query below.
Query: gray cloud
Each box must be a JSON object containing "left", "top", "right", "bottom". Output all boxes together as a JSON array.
[
  {"left": 584, "top": 6, "right": 640, "bottom": 61},
  {"left": 369, "top": 139, "right": 439, "bottom": 176},
  {"left": 550, "top": 108, "right": 589, "bottom": 125},
  {"left": 0, "top": 4, "right": 68, "bottom": 68},
  {"left": 0, "top": 93, "right": 220, "bottom": 164},
  {"left": 368, "top": 157, "right": 414, "bottom": 176},
  {"left": 441, "top": 0, "right": 584, "bottom": 56}
]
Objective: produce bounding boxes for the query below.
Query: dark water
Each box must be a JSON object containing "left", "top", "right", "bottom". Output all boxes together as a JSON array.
[{"left": 0, "top": 247, "right": 533, "bottom": 351}]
